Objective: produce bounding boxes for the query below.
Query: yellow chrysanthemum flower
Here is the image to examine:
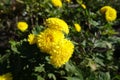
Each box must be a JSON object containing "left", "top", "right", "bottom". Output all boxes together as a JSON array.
[
  {"left": 81, "top": 4, "right": 86, "bottom": 9},
  {"left": 105, "top": 8, "right": 117, "bottom": 22},
  {"left": 74, "top": 23, "right": 81, "bottom": 32},
  {"left": 51, "top": 0, "right": 62, "bottom": 8},
  {"left": 100, "top": 6, "right": 117, "bottom": 22},
  {"left": 45, "top": 18, "right": 69, "bottom": 34},
  {"left": 28, "top": 33, "right": 36, "bottom": 45},
  {"left": 17, "top": 22, "right": 28, "bottom": 32},
  {"left": 49, "top": 39, "right": 74, "bottom": 67},
  {"left": 0, "top": 73, "right": 13, "bottom": 80},
  {"left": 37, "top": 28, "right": 65, "bottom": 53}
]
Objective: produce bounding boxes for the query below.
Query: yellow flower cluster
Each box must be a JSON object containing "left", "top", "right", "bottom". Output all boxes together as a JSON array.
[
  {"left": 100, "top": 6, "right": 117, "bottom": 22},
  {"left": 45, "top": 17, "right": 69, "bottom": 34},
  {"left": 27, "top": 17, "right": 74, "bottom": 67},
  {"left": 49, "top": 39, "right": 74, "bottom": 67},
  {"left": 37, "top": 28, "right": 65, "bottom": 53},
  {"left": 0, "top": 73, "right": 13, "bottom": 80},
  {"left": 17, "top": 22, "right": 28, "bottom": 32}
]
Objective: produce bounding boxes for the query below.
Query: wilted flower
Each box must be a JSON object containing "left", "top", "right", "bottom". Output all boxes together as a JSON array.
[
  {"left": 0, "top": 73, "right": 13, "bottom": 80},
  {"left": 45, "top": 17, "right": 69, "bottom": 34},
  {"left": 17, "top": 22, "right": 28, "bottom": 32},
  {"left": 28, "top": 33, "right": 37, "bottom": 45},
  {"left": 74, "top": 23, "right": 81, "bottom": 32},
  {"left": 37, "top": 28, "right": 65, "bottom": 53},
  {"left": 100, "top": 6, "right": 117, "bottom": 22},
  {"left": 51, "top": 0, "right": 62, "bottom": 8},
  {"left": 49, "top": 39, "right": 74, "bottom": 67},
  {"left": 88, "top": 60, "right": 97, "bottom": 71}
]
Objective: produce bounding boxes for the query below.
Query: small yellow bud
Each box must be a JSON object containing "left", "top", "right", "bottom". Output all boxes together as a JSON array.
[
  {"left": 81, "top": 4, "right": 86, "bottom": 9},
  {"left": 28, "top": 34, "right": 36, "bottom": 45},
  {"left": 17, "top": 22, "right": 28, "bottom": 32},
  {"left": 51, "top": 0, "right": 62, "bottom": 8},
  {"left": 74, "top": 23, "right": 81, "bottom": 32}
]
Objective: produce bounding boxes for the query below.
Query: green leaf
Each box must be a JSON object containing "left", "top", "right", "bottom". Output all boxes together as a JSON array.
[
  {"left": 65, "top": 61, "right": 83, "bottom": 80},
  {"left": 98, "top": 72, "right": 110, "bottom": 80},
  {"left": 48, "top": 73, "right": 56, "bottom": 80},
  {"left": 94, "top": 57, "right": 105, "bottom": 66},
  {"left": 34, "top": 64, "right": 45, "bottom": 72},
  {"left": 106, "top": 50, "right": 113, "bottom": 60},
  {"left": 16, "top": 0, "right": 24, "bottom": 3},
  {"left": 32, "top": 25, "right": 45, "bottom": 35},
  {"left": 102, "top": 29, "right": 118, "bottom": 35},
  {"left": 0, "top": 53, "right": 10, "bottom": 63},
  {"left": 76, "top": 0, "right": 83, "bottom": 5},
  {"left": 89, "top": 19, "right": 99, "bottom": 26},
  {"left": 112, "top": 75, "right": 120, "bottom": 80},
  {"left": 9, "top": 40, "right": 20, "bottom": 54},
  {"left": 64, "top": 77, "right": 81, "bottom": 80},
  {"left": 94, "top": 40, "right": 112, "bottom": 49},
  {"left": 86, "top": 72, "right": 111, "bottom": 80},
  {"left": 37, "top": 76, "right": 45, "bottom": 80}
]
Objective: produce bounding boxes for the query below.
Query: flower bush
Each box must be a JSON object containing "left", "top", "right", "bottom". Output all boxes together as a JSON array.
[{"left": 0, "top": 0, "right": 120, "bottom": 80}]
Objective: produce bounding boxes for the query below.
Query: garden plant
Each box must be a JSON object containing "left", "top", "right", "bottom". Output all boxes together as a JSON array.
[{"left": 0, "top": 0, "right": 120, "bottom": 80}]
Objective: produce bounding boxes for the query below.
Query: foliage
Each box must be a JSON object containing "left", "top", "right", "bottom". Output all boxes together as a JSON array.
[{"left": 0, "top": 0, "right": 120, "bottom": 80}]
